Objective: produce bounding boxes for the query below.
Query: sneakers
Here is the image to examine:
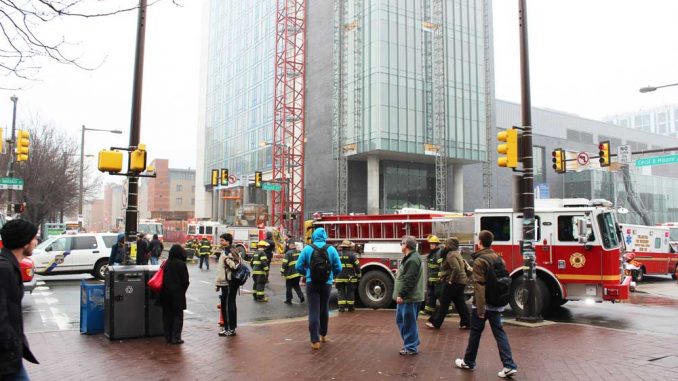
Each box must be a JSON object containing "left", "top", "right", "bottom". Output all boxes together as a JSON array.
[
  {"left": 218, "top": 329, "right": 237, "bottom": 337},
  {"left": 311, "top": 342, "right": 321, "bottom": 350},
  {"left": 218, "top": 329, "right": 228, "bottom": 337},
  {"left": 425, "top": 322, "right": 436, "bottom": 329},
  {"left": 283, "top": 300, "right": 292, "bottom": 304},
  {"left": 399, "top": 349, "right": 418, "bottom": 355},
  {"left": 459, "top": 325, "right": 470, "bottom": 330},
  {"left": 498, "top": 368, "right": 517, "bottom": 378},
  {"left": 225, "top": 330, "right": 237, "bottom": 337},
  {"left": 320, "top": 335, "right": 328, "bottom": 342},
  {"left": 455, "top": 359, "right": 474, "bottom": 371}
]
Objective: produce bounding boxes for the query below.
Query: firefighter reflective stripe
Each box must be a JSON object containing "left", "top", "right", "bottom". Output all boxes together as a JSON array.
[
  {"left": 424, "top": 305, "right": 436, "bottom": 312},
  {"left": 251, "top": 251, "right": 269, "bottom": 275}
]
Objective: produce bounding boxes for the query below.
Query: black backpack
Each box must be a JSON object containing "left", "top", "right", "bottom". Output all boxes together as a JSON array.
[
  {"left": 479, "top": 254, "right": 511, "bottom": 307},
  {"left": 309, "top": 244, "right": 331, "bottom": 284}
]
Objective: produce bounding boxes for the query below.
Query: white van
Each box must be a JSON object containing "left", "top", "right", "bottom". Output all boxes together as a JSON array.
[{"left": 32, "top": 233, "right": 118, "bottom": 279}]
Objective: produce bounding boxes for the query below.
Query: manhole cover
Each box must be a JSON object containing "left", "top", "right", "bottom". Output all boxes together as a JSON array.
[{"left": 648, "top": 355, "right": 678, "bottom": 368}]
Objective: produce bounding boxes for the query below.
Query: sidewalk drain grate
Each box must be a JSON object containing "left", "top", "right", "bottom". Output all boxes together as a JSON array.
[{"left": 648, "top": 355, "right": 678, "bottom": 368}]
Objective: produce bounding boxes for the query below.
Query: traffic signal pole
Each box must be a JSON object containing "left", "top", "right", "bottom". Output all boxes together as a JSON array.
[
  {"left": 6, "top": 95, "right": 18, "bottom": 215},
  {"left": 517, "top": 0, "right": 541, "bottom": 322},
  {"left": 123, "top": 0, "right": 147, "bottom": 264}
]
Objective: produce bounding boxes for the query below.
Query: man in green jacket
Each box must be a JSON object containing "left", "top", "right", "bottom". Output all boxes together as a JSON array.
[{"left": 393, "top": 235, "right": 426, "bottom": 355}]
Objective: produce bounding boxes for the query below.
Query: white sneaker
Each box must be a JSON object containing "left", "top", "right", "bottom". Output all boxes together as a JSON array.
[
  {"left": 498, "top": 368, "right": 517, "bottom": 378},
  {"left": 455, "top": 359, "right": 474, "bottom": 371}
]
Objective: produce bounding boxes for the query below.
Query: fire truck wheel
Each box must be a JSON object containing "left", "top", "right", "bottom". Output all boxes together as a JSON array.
[
  {"left": 508, "top": 276, "right": 550, "bottom": 317},
  {"left": 358, "top": 271, "right": 393, "bottom": 309}
]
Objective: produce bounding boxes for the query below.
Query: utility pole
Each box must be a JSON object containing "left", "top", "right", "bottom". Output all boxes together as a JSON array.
[
  {"left": 124, "top": 0, "right": 147, "bottom": 264},
  {"left": 517, "top": 0, "right": 541, "bottom": 322},
  {"left": 6, "top": 95, "right": 18, "bottom": 215}
]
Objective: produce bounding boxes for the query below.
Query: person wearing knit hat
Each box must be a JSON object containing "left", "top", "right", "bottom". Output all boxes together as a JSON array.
[{"left": 0, "top": 219, "right": 40, "bottom": 378}]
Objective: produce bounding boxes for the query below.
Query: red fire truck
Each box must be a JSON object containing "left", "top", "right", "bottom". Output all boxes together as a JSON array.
[
  {"left": 309, "top": 198, "right": 631, "bottom": 314},
  {"left": 187, "top": 221, "right": 284, "bottom": 258},
  {"left": 620, "top": 223, "right": 678, "bottom": 281}
]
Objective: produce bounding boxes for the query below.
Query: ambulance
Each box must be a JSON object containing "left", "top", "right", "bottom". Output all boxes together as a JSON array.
[{"left": 620, "top": 223, "right": 678, "bottom": 281}]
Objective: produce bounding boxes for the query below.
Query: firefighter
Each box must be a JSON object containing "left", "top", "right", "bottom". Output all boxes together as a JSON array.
[
  {"left": 280, "top": 238, "right": 304, "bottom": 304},
  {"left": 251, "top": 241, "right": 270, "bottom": 302},
  {"left": 184, "top": 237, "right": 198, "bottom": 262},
  {"left": 335, "top": 240, "right": 360, "bottom": 312},
  {"left": 422, "top": 235, "right": 442, "bottom": 315},
  {"left": 198, "top": 237, "right": 212, "bottom": 270}
]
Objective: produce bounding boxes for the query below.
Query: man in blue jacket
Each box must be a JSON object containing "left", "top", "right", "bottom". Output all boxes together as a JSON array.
[{"left": 296, "top": 228, "right": 342, "bottom": 350}]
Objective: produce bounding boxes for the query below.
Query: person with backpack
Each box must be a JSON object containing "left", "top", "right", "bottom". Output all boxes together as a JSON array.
[
  {"left": 280, "top": 238, "right": 305, "bottom": 304},
  {"left": 335, "top": 240, "right": 360, "bottom": 312},
  {"left": 295, "top": 227, "right": 342, "bottom": 350},
  {"left": 251, "top": 241, "right": 270, "bottom": 302},
  {"left": 455, "top": 230, "right": 517, "bottom": 378},
  {"left": 215, "top": 233, "right": 241, "bottom": 336},
  {"left": 426, "top": 237, "right": 470, "bottom": 329},
  {"left": 150, "top": 234, "right": 163, "bottom": 265},
  {"left": 393, "top": 235, "right": 426, "bottom": 355}
]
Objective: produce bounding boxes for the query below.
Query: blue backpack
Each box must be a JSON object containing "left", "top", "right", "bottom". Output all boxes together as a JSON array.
[{"left": 232, "top": 263, "right": 251, "bottom": 286}]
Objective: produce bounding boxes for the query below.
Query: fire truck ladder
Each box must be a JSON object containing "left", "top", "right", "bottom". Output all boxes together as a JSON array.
[
  {"left": 423, "top": 0, "right": 447, "bottom": 211},
  {"left": 482, "top": 0, "right": 495, "bottom": 208},
  {"left": 273, "top": 0, "right": 306, "bottom": 238}
]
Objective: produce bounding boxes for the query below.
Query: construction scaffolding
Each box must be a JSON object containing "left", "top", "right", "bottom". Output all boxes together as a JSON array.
[
  {"left": 482, "top": 0, "right": 495, "bottom": 207},
  {"left": 273, "top": 0, "right": 306, "bottom": 237}
]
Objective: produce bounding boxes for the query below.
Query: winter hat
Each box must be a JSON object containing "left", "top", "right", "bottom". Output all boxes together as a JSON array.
[{"left": 1, "top": 219, "right": 38, "bottom": 249}]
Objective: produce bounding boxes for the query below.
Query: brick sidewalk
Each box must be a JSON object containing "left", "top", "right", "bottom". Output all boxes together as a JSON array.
[{"left": 24, "top": 310, "right": 676, "bottom": 381}]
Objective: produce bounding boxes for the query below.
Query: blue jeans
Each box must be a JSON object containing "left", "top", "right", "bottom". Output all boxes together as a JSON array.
[
  {"left": 396, "top": 302, "right": 420, "bottom": 352},
  {"left": 463, "top": 309, "right": 517, "bottom": 370},
  {"left": 306, "top": 283, "right": 331, "bottom": 342},
  {"left": 1, "top": 362, "right": 30, "bottom": 380},
  {"left": 150, "top": 256, "right": 159, "bottom": 265}
]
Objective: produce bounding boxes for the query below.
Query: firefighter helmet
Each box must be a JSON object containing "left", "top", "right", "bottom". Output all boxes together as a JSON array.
[
  {"left": 257, "top": 240, "right": 270, "bottom": 247},
  {"left": 427, "top": 235, "right": 441, "bottom": 244}
]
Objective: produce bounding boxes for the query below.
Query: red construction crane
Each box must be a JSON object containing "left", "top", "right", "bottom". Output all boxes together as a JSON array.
[{"left": 273, "top": 0, "right": 306, "bottom": 238}]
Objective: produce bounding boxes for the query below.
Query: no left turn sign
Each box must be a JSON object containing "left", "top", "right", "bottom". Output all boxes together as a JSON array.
[{"left": 577, "top": 152, "right": 590, "bottom": 166}]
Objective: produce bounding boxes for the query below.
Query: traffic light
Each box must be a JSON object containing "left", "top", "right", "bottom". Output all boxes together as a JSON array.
[
  {"left": 254, "top": 171, "right": 262, "bottom": 188},
  {"left": 598, "top": 141, "right": 610, "bottom": 167},
  {"left": 129, "top": 144, "right": 147, "bottom": 172},
  {"left": 497, "top": 128, "right": 520, "bottom": 168},
  {"left": 15, "top": 130, "right": 29, "bottom": 162},
  {"left": 552, "top": 148, "right": 566, "bottom": 173},
  {"left": 98, "top": 150, "right": 123, "bottom": 173},
  {"left": 220, "top": 168, "right": 229, "bottom": 186},
  {"left": 211, "top": 169, "right": 219, "bottom": 186}
]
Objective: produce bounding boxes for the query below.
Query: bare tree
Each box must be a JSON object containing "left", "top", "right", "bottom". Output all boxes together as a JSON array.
[
  {"left": 0, "top": 0, "right": 180, "bottom": 85},
  {"left": 0, "top": 118, "right": 100, "bottom": 226}
]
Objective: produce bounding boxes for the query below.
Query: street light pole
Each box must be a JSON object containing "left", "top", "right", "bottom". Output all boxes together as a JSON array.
[
  {"left": 6, "top": 95, "right": 18, "bottom": 215},
  {"left": 79, "top": 125, "right": 123, "bottom": 220},
  {"left": 639, "top": 82, "right": 678, "bottom": 93}
]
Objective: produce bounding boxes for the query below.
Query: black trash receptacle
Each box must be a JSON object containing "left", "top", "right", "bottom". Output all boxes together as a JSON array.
[{"left": 105, "top": 266, "right": 147, "bottom": 340}]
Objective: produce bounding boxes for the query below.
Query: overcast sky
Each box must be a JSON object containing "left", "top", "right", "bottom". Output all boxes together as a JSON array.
[{"left": 1, "top": 0, "right": 677, "bottom": 188}]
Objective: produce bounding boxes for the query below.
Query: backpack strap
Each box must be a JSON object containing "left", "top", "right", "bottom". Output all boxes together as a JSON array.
[{"left": 475, "top": 254, "right": 496, "bottom": 285}]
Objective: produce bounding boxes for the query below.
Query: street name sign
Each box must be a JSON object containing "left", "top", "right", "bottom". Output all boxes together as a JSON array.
[
  {"left": 261, "top": 182, "right": 282, "bottom": 191},
  {"left": 635, "top": 154, "right": 678, "bottom": 167},
  {"left": 617, "top": 145, "right": 632, "bottom": 164},
  {"left": 0, "top": 177, "right": 24, "bottom": 190}
]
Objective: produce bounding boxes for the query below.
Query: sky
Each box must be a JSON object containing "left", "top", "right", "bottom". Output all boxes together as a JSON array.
[{"left": 1, "top": 0, "right": 678, "bottom": 190}]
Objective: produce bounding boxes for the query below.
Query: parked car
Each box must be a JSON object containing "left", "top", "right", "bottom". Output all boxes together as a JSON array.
[
  {"left": 32, "top": 233, "right": 118, "bottom": 280},
  {"left": 21, "top": 256, "right": 37, "bottom": 293}
]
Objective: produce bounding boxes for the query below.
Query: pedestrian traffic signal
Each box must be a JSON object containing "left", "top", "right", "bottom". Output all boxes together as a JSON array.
[
  {"left": 211, "top": 169, "right": 219, "bottom": 186},
  {"left": 552, "top": 148, "right": 566, "bottom": 173},
  {"left": 497, "top": 128, "right": 519, "bottom": 168},
  {"left": 15, "top": 130, "right": 29, "bottom": 162},
  {"left": 130, "top": 144, "right": 147, "bottom": 172},
  {"left": 598, "top": 141, "right": 610, "bottom": 167},
  {"left": 221, "top": 168, "right": 229, "bottom": 186},
  {"left": 254, "top": 171, "right": 262, "bottom": 188},
  {"left": 98, "top": 150, "right": 123, "bottom": 173}
]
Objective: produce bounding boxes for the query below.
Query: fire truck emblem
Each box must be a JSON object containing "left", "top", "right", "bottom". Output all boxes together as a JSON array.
[{"left": 569, "top": 252, "right": 586, "bottom": 269}]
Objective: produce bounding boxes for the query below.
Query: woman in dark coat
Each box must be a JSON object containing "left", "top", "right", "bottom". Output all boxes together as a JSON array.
[{"left": 156, "top": 244, "right": 190, "bottom": 344}]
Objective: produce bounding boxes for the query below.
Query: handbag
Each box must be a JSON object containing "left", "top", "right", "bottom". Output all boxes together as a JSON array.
[{"left": 148, "top": 262, "right": 166, "bottom": 293}]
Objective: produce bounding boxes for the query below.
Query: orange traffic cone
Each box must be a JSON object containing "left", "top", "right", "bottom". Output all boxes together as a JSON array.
[{"left": 217, "top": 304, "right": 224, "bottom": 327}]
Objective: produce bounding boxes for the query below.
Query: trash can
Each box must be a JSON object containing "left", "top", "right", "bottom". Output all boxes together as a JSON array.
[
  {"left": 146, "top": 265, "right": 164, "bottom": 337},
  {"left": 104, "top": 265, "right": 147, "bottom": 340},
  {"left": 80, "top": 279, "right": 105, "bottom": 334}
]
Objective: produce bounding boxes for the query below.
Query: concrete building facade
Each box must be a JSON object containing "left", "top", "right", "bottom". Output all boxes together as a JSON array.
[{"left": 604, "top": 104, "right": 678, "bottom": 140}]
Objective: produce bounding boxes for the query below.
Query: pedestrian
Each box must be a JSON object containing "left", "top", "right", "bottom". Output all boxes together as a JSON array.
[
  {"left": 426, "top": 237, "right": 470, "bottom": 329},
  {"left": 198, "top": 237, "right": 212, "bottom": 270},
  {"left": 156, "top": 244, "right": 190, "bottom": 344},
  {"left": 136, "top": 233, "right": 150, "bottom": 265},
  {"left": 456, "top": 230, "right": 517, "bottom": 378},
  {"left": 150, "top": 234, "right": 163, "bottom": 265},
  {"left": 215, "top": 233, "right": 241, "bottom": 336},
  {"left": 295, "top": 227, "right": 342, "bottom": 350},
  {"left": 335, "top": 240, "right": 361, "bottom": 312},
  {"left": 422, "top": 235, "right": 442, "bottom": 316},
  {"left": 251, "top": 241, "right": 270, "bottom": 302},
  {"left": 280, "top": 238, "right": 305, "bottom": 304},
  {"left": 0, "top": 219, "right": 40, "bottom": 378},
  {"left": 394, "top": 235, "right": 426, "bottom": 355},
  {"left": 109, "top": 233, "right": 125, "bottom": 266}
]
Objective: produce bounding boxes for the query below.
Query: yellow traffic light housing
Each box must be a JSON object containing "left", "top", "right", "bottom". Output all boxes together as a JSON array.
[
  {"left": 497, "top": 128, "right": 519, "bottom": 168},
  {"left": 129, "top": 144, "right": 147, "bottom": 172},
  {"left": 254, "top": 171, "right": 262, "bottom": 188},
  {"left": 551, "top": 148, "right": 566, "bottom": 173},
  {"left": 220, "top": 168, "right": 229, "bottom": 186},
  {"left": 598, "top": 141, "right": 610, "bottom": 167},
  {"left": 98, "top": 150, "right": 123, "bottom": 172},
  {"left": 211, "top": 169, "right": 219, "bottom": 186},
  {"left": 15, "top": 130, "right": 30, "bottom": 162}
]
